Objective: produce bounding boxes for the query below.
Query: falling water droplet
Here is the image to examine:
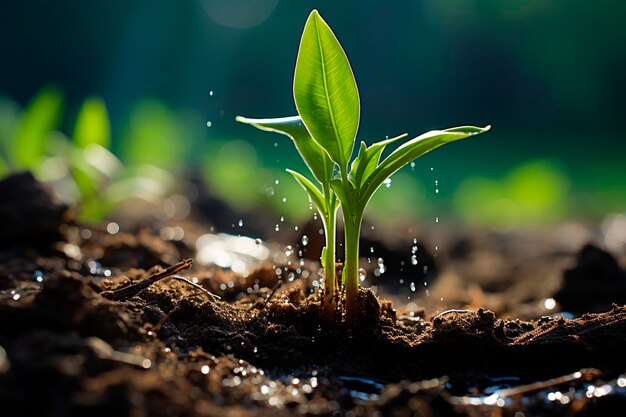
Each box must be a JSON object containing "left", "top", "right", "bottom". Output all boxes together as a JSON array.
[
  {"left": 274, "top": 224, "right": 280, "bottom": 232},
  {"left": 238, "top": 219, "right": 244, "bottom": 227},
  {"left": 301, "top": 235, "right": 309, "bottom": 246},
  {"left": 206, "top": 121, "right": 212, "bottom": 128},
  {"left": 358, "top": 268, "right": 367, "bottom": 282},
  {"left": 209, "top": 91, "right": 214, "bottom": 96},
  {"left": 411, "top": 255, "right": 418, "bottom": 265},
  {"left": 384, "top": 178, "right": 392, "bottom": 188},
  {"left": 410, "top": 282, "right": 416, "bottom": 292},
  {"left": 377, "top": 258, "right": 386, "bottom": 274},
  {"left": 255, "top": 238, "right": 262, "bottom": 246}
]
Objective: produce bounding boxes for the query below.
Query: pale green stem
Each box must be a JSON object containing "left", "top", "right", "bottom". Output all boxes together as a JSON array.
[
  {"left": 343, "top": 208, "right": 362, "bottom": 326},
  {"left": 321, "top": 199, "right": 336, "bottom": 300}
]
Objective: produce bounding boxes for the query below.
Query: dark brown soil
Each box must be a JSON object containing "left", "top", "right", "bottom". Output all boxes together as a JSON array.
[{"left": 0, "top": 173, "right": 625, "bottom": 417}]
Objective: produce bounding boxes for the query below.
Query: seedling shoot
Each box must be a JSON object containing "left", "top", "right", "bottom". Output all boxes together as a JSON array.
[{"left": 238, "top": 10, "right": 490, "bottom": 326}]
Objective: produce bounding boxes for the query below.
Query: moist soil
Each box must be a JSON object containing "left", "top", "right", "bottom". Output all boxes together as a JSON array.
[{"left": 1, "top": 173, "right": 626, "bottom": 417}]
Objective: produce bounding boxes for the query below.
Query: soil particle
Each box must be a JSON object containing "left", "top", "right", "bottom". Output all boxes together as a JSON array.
[
  {"left": 555, "top": 244, "right": 626, "bottom": 313},
  {"left": 0, "top": 172, "right": 70, "bottom": 247}
]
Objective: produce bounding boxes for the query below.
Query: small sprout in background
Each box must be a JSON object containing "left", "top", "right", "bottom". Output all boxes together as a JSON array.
[
  {"left": 0, "top": 86, "right": 179, "bottom": 223},
  {"left": 241, "top": 10, "right": 490, "bottom": 326}
]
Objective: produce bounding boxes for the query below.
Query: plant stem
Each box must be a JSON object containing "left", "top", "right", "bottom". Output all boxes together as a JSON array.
[
  {"left": 343, "top": 209, "right": 362, "bottom": 327},
  {"left": 321, "top": 204, "right": 337, "bottom": 324}
]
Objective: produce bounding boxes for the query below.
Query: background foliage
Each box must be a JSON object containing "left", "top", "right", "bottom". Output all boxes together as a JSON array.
[{"left": 1, "top": 0, "right": 624, "bottom": 227}]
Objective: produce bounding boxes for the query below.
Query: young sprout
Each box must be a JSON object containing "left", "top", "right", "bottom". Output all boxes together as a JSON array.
[{"left": 238, "top": 10, "right": 490, "bottom": 326}]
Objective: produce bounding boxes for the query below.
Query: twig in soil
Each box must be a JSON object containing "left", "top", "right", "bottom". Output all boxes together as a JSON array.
[
  {"left": 451, "top": 368, "right": 602, "bottom": 406},
  {"left": 169, "top": 275, "right": 221, "bottom": 301},
  {"left": 264, "top": 279, "right": 284, "bottom": 306},
  {"left": 434, "top": 309, "right": 470, "bottom": 319},
  {"left": 100, "top": 258, "right": 194, "bottom": 300}
]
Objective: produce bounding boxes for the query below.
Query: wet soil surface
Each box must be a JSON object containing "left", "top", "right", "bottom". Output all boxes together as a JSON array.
[{"left": 1, "top": 174, "right": 626, "bottom": 416}]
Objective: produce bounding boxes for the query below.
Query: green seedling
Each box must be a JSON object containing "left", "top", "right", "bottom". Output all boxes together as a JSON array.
[{"left": 238, "top": 10, "right": 490, "bottom": 325}]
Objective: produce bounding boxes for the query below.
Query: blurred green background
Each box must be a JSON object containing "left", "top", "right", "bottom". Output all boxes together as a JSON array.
[{"left": 1, "top": 0, "right": 625, "bottom": 228}]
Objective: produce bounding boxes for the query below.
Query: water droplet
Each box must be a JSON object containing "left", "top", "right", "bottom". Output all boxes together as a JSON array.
[
  {"left": 106, "top": 222, "right": 119, "bottom": 234},
  {"left": 12, "top": 294, "right": 20, "bottom": 301},
  {"left": 544, "top": 298, "right": 556, "bottom": 310},
  {"left": 377, "top": 258, "right": 386, "bottom": 274},
  {"left": 238, "top": 219, "right": 244, "bottom": 227},
  {"left": 411, "top": 255, "right": 418, "bottom": 265},
  {"left": 275, "top": 179, "right": 279, "bottom": 185},
  {"left": 435, "top": 217, "right": 439, "bottom": 223},
  {"left": 274, "top": 224, "right": 280, "bottom": 232},
  {"left": 410, "top": 282, "right": 416, "bottom": 292},
  {"left": 318, "top": 228, "right": 324, "bottom": 235},
  {"left": 201, "top": 365, "right": 210, "bottom": 374},
  {"left": 358, "top": 268, "right": 367, "bottom": 282},
  {"left": 280, "top": 216, "right": 285, "bottom": 222},
  {"left": 282, "top": 197, "right": 287, "bottom": 203},
  {"left": 206, "top": 121, "right": 212, "bottom": 127},
  {"left": 370, "top": 247, "right": 374, "bottom": 253},
  {"left": 410, "top": 161, "right": 415, "bottom": 170},
  {"left": 273, "top": 142, "right": 278, "bottom": 147},
  {"left": 411, "top": 245, "right": 418, "bottom": 254},
  {"left": 285, "top": 245, "right": 293, "bottom": 257},
  {"left": 301, "top": 235, "right": 309, "bottom": 246},
  {"left": 384, "top": 177, "right": 392, "bottom": 188},
  {"left": 209, "top": 90, "right": 214, "bottom": 96},
  {"left": 294, "top": 225, "right": 299, "bottom": 231},
  {"left": 255, "top": 238, "right": 262, "bottom": 246}
]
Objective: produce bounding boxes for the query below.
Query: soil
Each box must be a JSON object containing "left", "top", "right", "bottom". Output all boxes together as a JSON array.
[{"left": 1, "top": 173, "right": 625, "bottom": 417}]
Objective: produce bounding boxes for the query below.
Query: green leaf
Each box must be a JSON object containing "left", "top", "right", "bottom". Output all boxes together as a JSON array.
[
  {"left": 350, "top": 133, "right": 408, "bottom": 187},
  {"left": 361, "top": 126, "right": 491, "bottom": 204},
  {"left": 13, "top": 85, "right": 64, "bottom": 168},
  {"left": 74, "top": 96, "right": 111, "bottom": 149},
  {"left": 236, "top": 115, "right": 334, "bottom": 184},
  {"left": 286, "top": 169, "right": 326, "bottom": 213},
  {"left": 293, "top": 10, "right": 360, "bottom": 168},
  {"left": 329, "top": 177, "right": 357, "bottom": 214}
]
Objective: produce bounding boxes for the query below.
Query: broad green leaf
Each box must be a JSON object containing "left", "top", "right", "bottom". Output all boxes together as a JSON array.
[
  {"left": 361, "top": 126, "right": 491, "bottom": 204},
  {"left": 293, "top": 10, "right": 360, "bottom": 168},
  {"left": 286, "top": 169, "right": 326, "bottom": 213},
  {"left": 236, "top": 115, "right": 333, "bottom": 184},
  {"left": 350, "top": 133, "right": 408, "bottom": 187},
  {"left": 74, "top": 96, "right": 111, "bottom": 149},
  {"left": 13, "top": 85, "right": 64, "bottom": 168}
]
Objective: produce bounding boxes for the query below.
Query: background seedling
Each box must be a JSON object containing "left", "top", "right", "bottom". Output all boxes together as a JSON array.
[{"left": 239, "top": 10, "right": 489, "bottom": 325}]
